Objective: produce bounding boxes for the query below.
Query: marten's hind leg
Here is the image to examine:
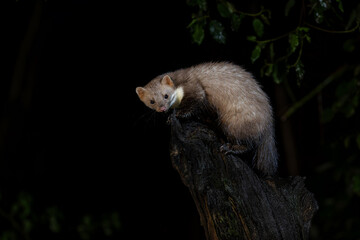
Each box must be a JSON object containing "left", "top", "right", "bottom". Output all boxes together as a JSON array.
[{"left": 218, "top": 112, "right": 261, "bottom": 156}]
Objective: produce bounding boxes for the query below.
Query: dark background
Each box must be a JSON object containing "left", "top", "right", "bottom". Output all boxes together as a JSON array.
[{"left": 1, "top": 0, "right": 360, "bottom": 239}]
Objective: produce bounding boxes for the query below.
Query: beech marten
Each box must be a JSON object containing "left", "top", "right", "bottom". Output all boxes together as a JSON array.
[{"left": 136, "top": 62, "right": 278, "bottom": 176}]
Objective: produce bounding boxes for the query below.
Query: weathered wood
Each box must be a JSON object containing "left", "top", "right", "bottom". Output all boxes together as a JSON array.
[{"left": 169, "top": 113, "right": 318, "bottom": 240}]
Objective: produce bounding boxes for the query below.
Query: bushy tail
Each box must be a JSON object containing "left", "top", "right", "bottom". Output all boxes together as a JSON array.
[{"left": 254, "top": 127, "right": 278, "bottom": 176}]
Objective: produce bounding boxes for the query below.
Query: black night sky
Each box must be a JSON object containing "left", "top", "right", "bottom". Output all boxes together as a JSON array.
[
  {"left": 3, "top": 1, "right": 228, "bottom": 239},
  {"left": 2, "top": 0, "right": 360, "bottom": 239}
]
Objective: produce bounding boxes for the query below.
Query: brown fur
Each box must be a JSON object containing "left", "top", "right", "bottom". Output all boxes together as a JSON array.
[{"left": 136, "top": 62, "right": 278, "bottom": 176}]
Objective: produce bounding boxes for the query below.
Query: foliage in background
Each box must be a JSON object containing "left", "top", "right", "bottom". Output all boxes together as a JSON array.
[
  {"left": 0, "top": 192, "right": 123, "bottom": 240},
  {"left": 186, "top": 0, "right": 360, "bottom": 239},
  {"left": 1, "top": 0, "right": 360, "bottom": 239},
  {"left": 312, "top": 64, "right": 360, "bottom": 239},
  {"left": 187, "top": 0, "right": 359, "bottom": 85}
]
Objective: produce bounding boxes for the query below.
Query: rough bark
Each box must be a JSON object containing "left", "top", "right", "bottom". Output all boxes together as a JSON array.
[{"left": 169, "top": 113, "right": 318, "bottom": 240}]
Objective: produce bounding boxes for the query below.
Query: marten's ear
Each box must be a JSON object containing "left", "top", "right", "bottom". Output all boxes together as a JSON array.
[
  {"left": 161, "top": 75, "right": 174, "bottom": 87},
  {"left": 136, "top": 87, "right": 147, "bottom": 100}
]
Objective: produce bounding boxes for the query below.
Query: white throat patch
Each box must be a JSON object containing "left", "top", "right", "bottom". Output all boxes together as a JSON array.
[{"left": 169, "top": 87, "right": 184, "bottom": 108}]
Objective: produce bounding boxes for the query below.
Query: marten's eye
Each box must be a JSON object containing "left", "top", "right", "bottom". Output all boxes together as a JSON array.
[
  {"left": 150, "top": 100, "right": 155, "bottom": 104},
  {"left": 164, "top": 94, "right": 169, "bottom": 99}
]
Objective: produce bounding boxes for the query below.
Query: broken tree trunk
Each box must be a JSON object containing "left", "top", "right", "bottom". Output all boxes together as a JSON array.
[{"left": 169, "top": 113, "right": 318, "bottom": 240}]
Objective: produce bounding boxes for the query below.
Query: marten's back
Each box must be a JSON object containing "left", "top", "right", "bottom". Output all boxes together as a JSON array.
[{"left": 172, "top": 62, "right": 273, "bottom": 143}]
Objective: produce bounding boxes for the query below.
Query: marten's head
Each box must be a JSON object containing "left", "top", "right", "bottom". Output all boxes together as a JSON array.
[{"left": 136, "top": 75, "right": 183, "bottom": 112}]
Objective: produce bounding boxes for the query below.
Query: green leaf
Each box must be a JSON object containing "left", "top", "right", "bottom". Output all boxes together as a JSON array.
[
  {"left": 352, "top": 174, "right": 360, "bottom": 196},
  {"left": 1, "top": 231, "right": 16, "bottom": 240},
  {"left": 252, "top": 18, "right": 264, "bottom": 37},
  {"left": 12, "top": 203, "right": 19, "bottom": 215},
  {"left": 295, "top": 61, "right": 305, "bottom": 84},
  {"left": 356, "top": 134, "right": 360, "bottom": 150},
  {"left": 336, "top": 0, "right": 344, "bottom": 12},
  {"left": 343, "top": 39, "right": 356, "bottom": 52},
  {"left": 289, "top": 32, "right": 299, "bottom": 53},
  {"left": 269, "top": 42, "right": 275, "bottom": 61},
  {"left": 192, "top": 23, "right": 205, "bottom": 45},
  {"left": 231, "top": 13, "right": 243, "bottom": 31},
  {"left": 251, "top": 45, "right": 261, "bottom": 63},
  {"left": 312, "top": 2, "right": 326, "bottom": 24},
  {"left": 344, "top": 136, "right": 351, "bottom": 148},
  {"left": 352, "top": 94, "right": 359, "bottom": 108},
  {"left": 47, "top": 206, "right": 62, "bottom": 233},
  {"left": 23, "top": 219, "right": 32, "bottom": 233},
  {"left": 285, "top": 0, "right": 295, "bottom": 16},
  {"left": 332, "top": 79, "right": 358, "bottom": 118},
  {"left": 225, "top": 1, "right": 235, "bottom": 13},
  {"left": 272, "top": 63, "right": 281, "bottom": 84},
  {"left": 260, "top": 14, "right": 270, "bottom": 25},
  {"left": 187, "top": 0, "right": 207, "bottom": 11},
  {"left": 346, "top": 7, "right": 358, "bottom": 30},
  {"left": 298, "top": 27, "right": 310, "bottom": 33},
  {"left": 246, "top": 35, "right": 257, "bottom": 42},
  {"left": 321, "top": 108, "right": 335, "bottom": 123},
  {"left": 335, "top": 79, "right": 357, "bottom": 98},
  {"left": 272, "top": 62, "right": 287, "bottom": 84},
  {"left": 209, "top": 20, "right": 226, "bottom": 44},
  {"left": 217, "top": 2, "right": 231, "bottom": 18},
  {"left": 343, "top": 103, "right": 356, "bottom": 118},
  {"left": 265, "top": 64, "right": 273, "bottom": 77},
  {"left": 354, "top": 64, "right": 360, "bottom": 76},
  {"left": 187, "top": 18, "right": 198, "bottom": 28}
]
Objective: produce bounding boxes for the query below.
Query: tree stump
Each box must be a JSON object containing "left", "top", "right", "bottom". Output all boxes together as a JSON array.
[{"left": 169, "top": 113, "right": 318, "bottom": 240}]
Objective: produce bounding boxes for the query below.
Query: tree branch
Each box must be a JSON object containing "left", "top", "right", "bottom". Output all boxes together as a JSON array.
[
  {"left": 281, "top": 65, "right": 349, "bottom": 121},
  {"left": 169, "top": 113, "right": 318, "bottom": 239}
]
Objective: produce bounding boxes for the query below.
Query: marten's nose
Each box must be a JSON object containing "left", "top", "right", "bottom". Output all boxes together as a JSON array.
[{"left": 159, "top": 106, "right": 166, "bottom": 112}]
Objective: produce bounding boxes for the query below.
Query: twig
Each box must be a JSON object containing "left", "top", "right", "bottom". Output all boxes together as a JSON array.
[
  {"left": 305, "top": 21, "right": 360, "bottom": 34},
  {"left": 281, "top": 65, "right": 349, "bottom": 121},
  {"left": 235, "top": 6, "right": 271, "bottom": 17}
]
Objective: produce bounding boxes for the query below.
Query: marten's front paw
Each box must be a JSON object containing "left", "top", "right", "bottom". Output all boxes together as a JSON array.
[
  {"left": 166, "top": 109, "right": 191, "bottom": 126},
  {"left": 174, "top": 108, "right": 193, "bottom": 119},
  {"left": 167, "top": 110, "right": 179, "bottom": 125},
  {"left": 220, "top": 143, "right": 248, "bottom": 155}
]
